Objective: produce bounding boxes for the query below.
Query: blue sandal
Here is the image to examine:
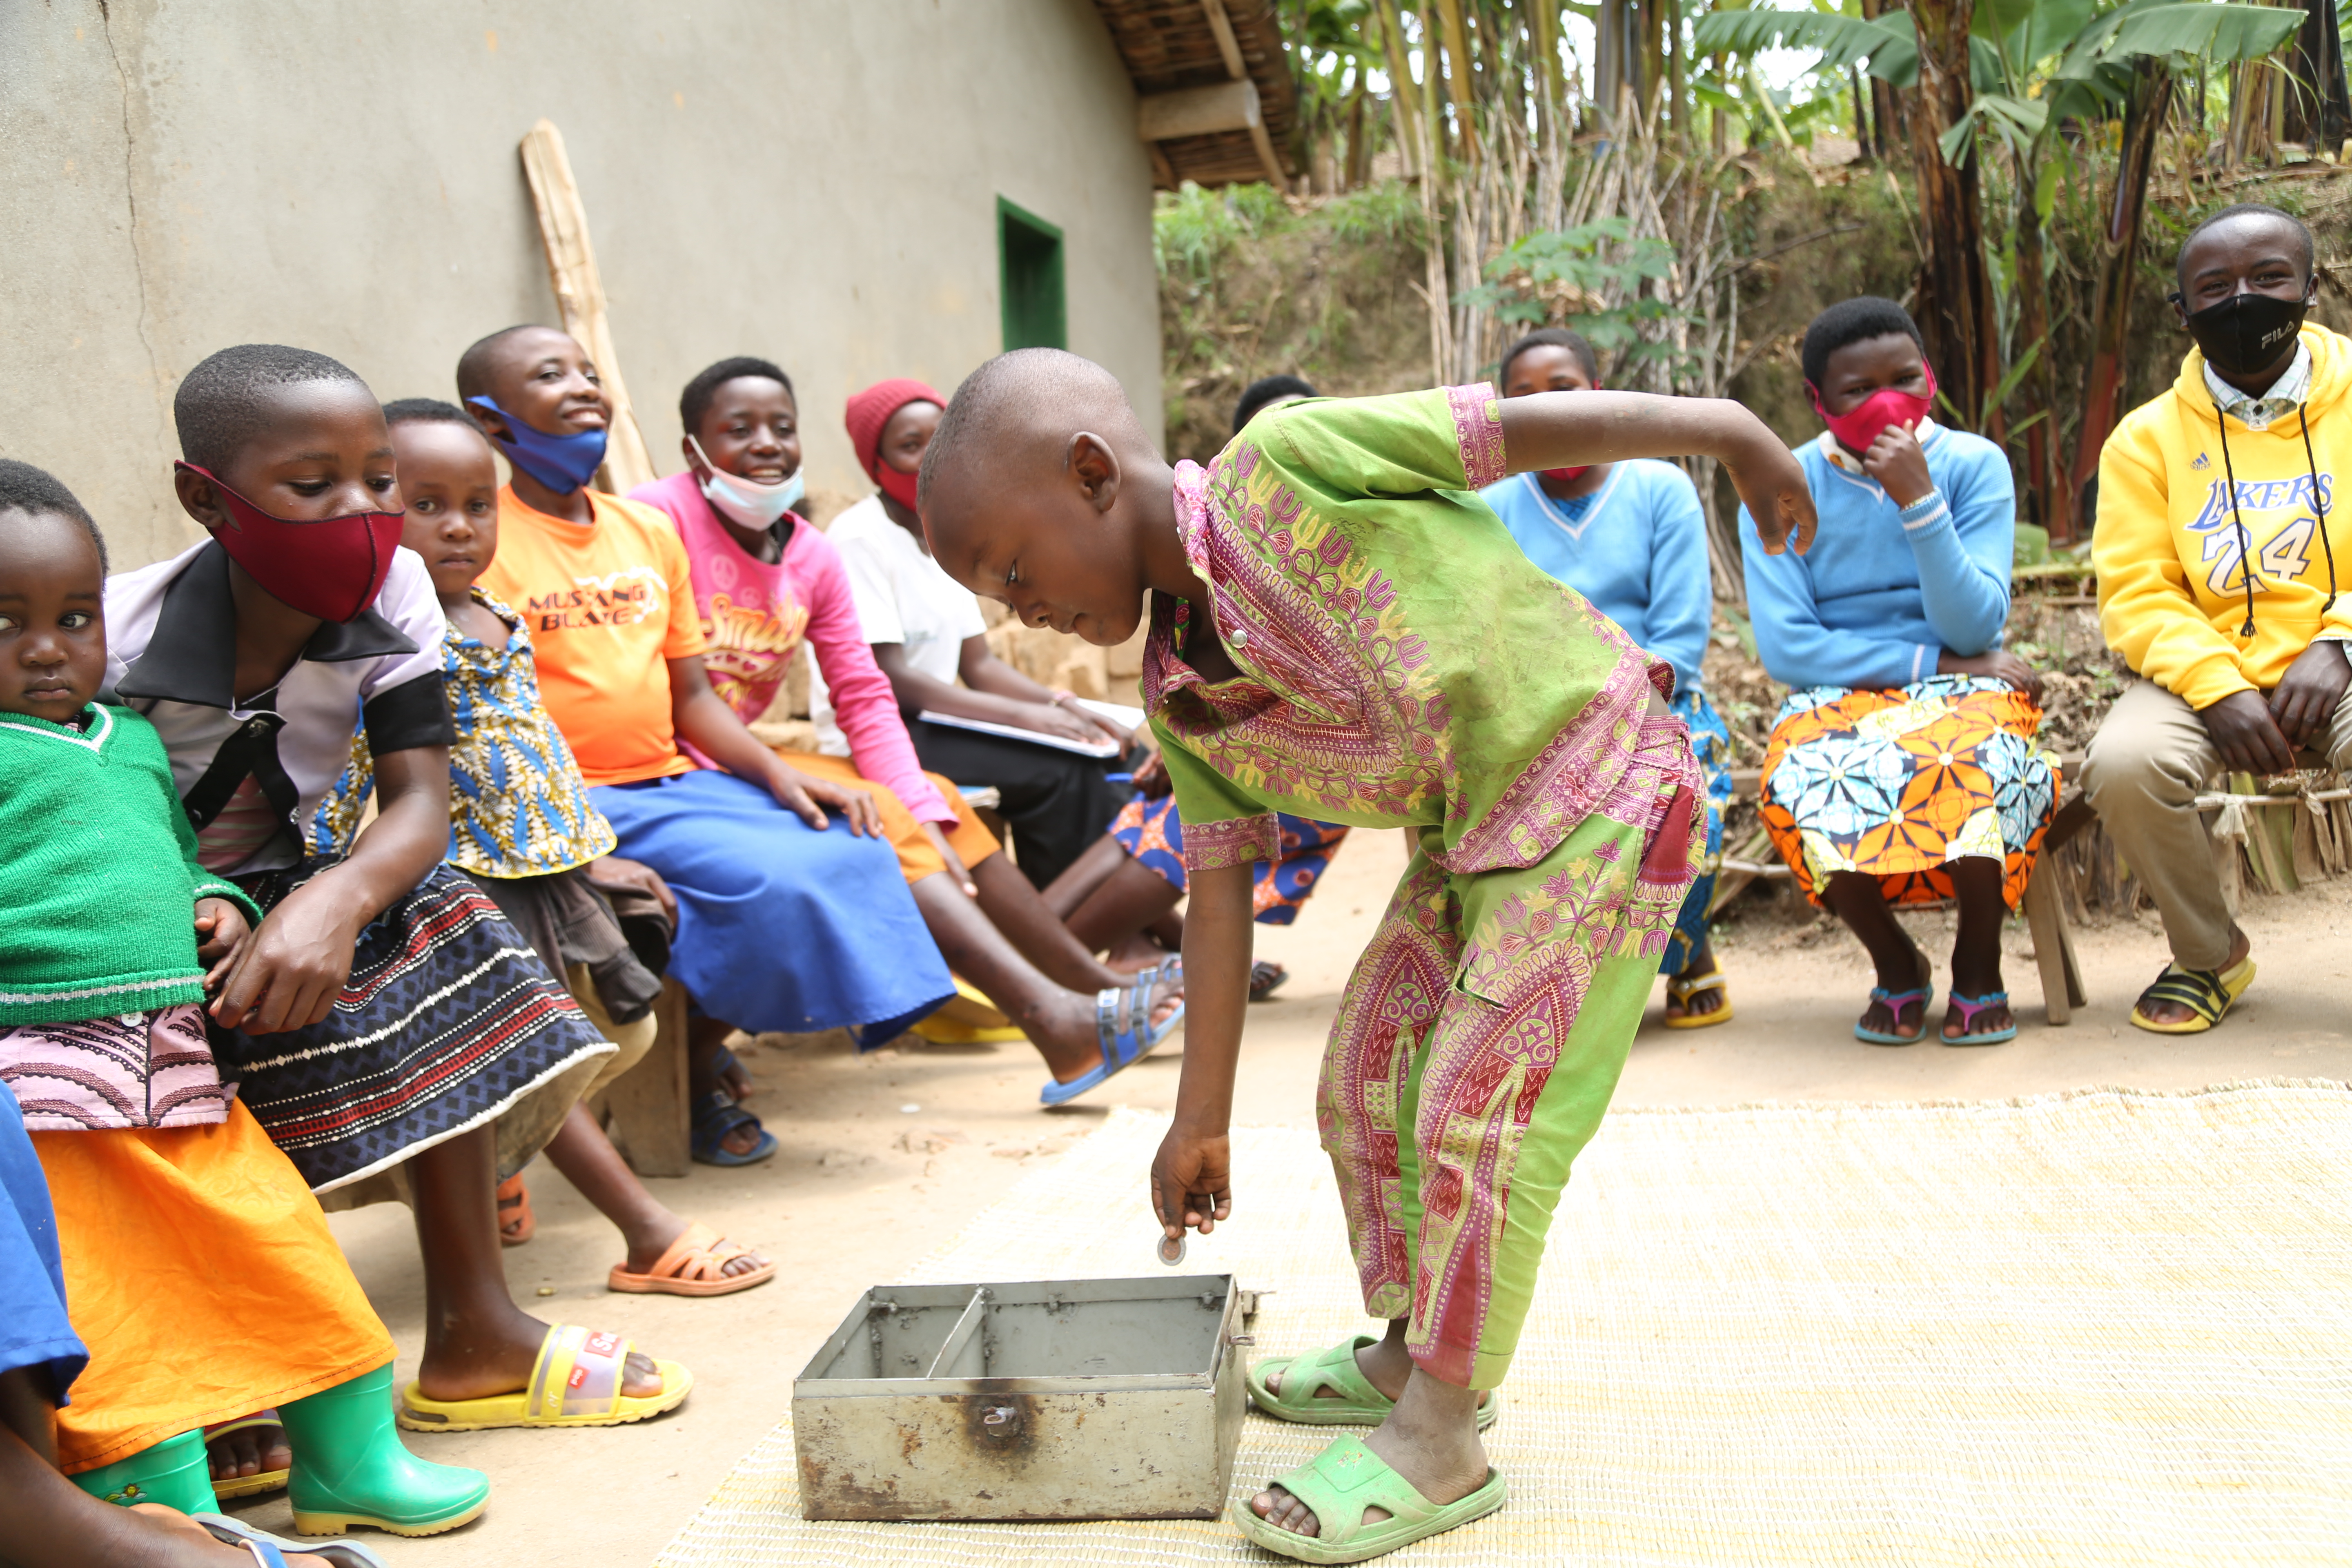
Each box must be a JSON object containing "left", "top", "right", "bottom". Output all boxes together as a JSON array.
[
  {"left": 1040, "top": 976, "right": 1185, "bottom": 1106},
  {"left": 194, "top": 1515, "right": 388, "bottom": 1568},
  {"left": 1942, "top": 991, "right": 2018, "bottom": 1046},
  {"left": 690, "top": 1090, "right": 777, "bottom": 1166}
]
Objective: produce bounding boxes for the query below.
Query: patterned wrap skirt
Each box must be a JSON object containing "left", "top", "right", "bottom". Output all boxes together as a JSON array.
[
  {"left": 213, "top": 858, "right": 615, "bottom": 1194},
  {"left": 1759, "top": 674, "right": 2058, "bottom": 911},
  {"left": 1663, "top": 687, "right": 1733, "bottom": 974},
  {"left": 1110, "top": 793, "right": 1351, "bottom": 925}
]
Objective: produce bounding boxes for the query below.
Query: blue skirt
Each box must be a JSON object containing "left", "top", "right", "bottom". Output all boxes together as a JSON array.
[
  {"left": 1662, "top": 688, "right": 1733, "bottom": 976},
  {"left": 592, "top": 769, "right": 952, "bottom": 1047}
]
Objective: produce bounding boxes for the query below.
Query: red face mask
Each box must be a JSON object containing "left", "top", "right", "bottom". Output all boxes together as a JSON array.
[
  {"left": 176, "top": 463, "right": 405, "bottom": 624},
  {"left": 1809, "top": 363, "right": 1939, "bottom": 455},
  {"left": 876, "top": 461, "right": 922, "bottom": 511}
]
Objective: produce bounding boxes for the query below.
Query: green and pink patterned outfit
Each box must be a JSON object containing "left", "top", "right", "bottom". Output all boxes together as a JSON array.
[{"left": 1147, "top": 386, "right": 1705, "bottom": 1390}]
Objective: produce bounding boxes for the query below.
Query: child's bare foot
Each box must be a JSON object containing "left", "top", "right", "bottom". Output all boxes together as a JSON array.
[
  {"left": 204, "top": 1417, "right": 289, "bottom": 1486},
  {"left": 416, "top": 1307, "right": 665, "bottom": 1403},
  {"left": 1104, "top": 932, "right": 1168, "bottom": 972},
  {"left": 1035, "top": 973, "right": 1183, "bottom": 1085},
  {"left": 1252, "top": 1372, "right": 1489, "bottom": 1538}
]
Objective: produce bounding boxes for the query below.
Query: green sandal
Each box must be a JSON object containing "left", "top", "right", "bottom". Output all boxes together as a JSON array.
[
  {"left": 1233, "top": 1434, "right": 1508, "bottom": 1564},
  {"left": 1246, "top": 1336, "right": 1500, "bottom": 1429}
]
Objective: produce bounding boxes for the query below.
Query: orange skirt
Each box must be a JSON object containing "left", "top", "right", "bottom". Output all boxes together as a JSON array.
[
  {"left": 777, "top": 753, "right": 1001, "bottom": 885},
  {"left": 31, "top": 1100, "right": 393, "bottom": 1472}
]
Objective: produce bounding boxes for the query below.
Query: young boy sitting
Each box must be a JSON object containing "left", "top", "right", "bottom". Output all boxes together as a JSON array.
[
  {"left": 312, "top": 399, "right": 773, "bottom": 1294},
  {"left": 919, "top": 349, "right": 1812, "bottom": 1561},
  {"left": 0, "top": 459, "right": 487, "bottom": 1537},
  {"left": 1481, "top": 328, "right": 1737, "bottom": 1027},
  {"left": 105, "top": 345, "right": 686, "bottom": 1441},
  {"left": 2083, "top": 202, "right": 2352, "bottom": 1032}
]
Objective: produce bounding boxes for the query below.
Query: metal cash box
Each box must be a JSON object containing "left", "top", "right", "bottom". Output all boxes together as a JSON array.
[{"left": 793, "top": 1274, "right": 1250, "bottom": 1521}]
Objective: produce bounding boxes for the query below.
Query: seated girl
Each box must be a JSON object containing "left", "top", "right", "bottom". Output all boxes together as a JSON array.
[
  {"left": 810, "top": 379, "right": 1130, "bottom": 890},
  {"left": 105, "top": 346, "right": 686, "bottom": 1443},
  {"left": 1481, "top": 328, "right": 1736, "bottom": 1026},
  {"left": 1739, "top": 298, "right": 2057, "bottom": 1045},
  {"left": 629, "top": 358, "right": 1180, "bottom": 1112},
  {"left": 314, "top": 400, "right": 774, "bottom": 1293},
  {"left": 0, "top": 459, "right": 487, "bottom": 1537}
]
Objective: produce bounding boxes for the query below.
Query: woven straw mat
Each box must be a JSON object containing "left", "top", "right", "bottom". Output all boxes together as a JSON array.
[{"left": 659, "top": 1081, "right": 2352, "bottom": 1566}]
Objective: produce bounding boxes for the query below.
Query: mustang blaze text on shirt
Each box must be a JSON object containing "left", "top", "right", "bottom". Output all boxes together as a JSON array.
[{"left": 478, "top": 487, "right": 709, "bottom": 787}]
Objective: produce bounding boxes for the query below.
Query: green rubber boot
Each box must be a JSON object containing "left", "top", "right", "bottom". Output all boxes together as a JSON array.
[
  {"left": 71, "top": 1428, "right": 220, "bottom": 1513},
  {"left": 280, "top": 1363, "right": 489, "bottom": 1537}
]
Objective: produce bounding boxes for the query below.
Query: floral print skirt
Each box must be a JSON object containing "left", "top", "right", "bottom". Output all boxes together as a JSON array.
[{"left": 1759, "top": 674, "right": 2058, "bottom": 911}]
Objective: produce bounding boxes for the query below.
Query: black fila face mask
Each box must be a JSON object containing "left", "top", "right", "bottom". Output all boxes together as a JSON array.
[{"left": 2176, "top": 289, "right": 2307, "bottom": 379}]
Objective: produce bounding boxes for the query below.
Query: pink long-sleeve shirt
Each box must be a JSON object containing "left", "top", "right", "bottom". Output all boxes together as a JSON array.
[{"left": 630, "top": 470, "right": 954, "bottom": 824}]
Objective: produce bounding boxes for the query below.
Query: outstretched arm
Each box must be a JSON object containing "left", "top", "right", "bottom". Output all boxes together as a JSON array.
[
  {"left": 1497, "top": 391, "right": 1816, "bottom": 555},
  {"left": 1151, "top": 860, "right": 1251, "bottom": 1249}
]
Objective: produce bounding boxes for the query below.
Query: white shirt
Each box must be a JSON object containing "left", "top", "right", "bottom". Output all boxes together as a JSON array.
[
  {"left": 104, "top": 541, "right": 450, "bottom": 875},
  {"left": 810, "top": 494, "right": 987, "bottom": 755}
]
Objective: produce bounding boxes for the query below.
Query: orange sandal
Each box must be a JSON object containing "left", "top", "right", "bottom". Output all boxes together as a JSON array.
[
  {"left": 607, "top": 1222, "right": 775, "bottom": 1297},
  {"left": 496, "top": 1173, "right": 534, "bottom": 1247}
]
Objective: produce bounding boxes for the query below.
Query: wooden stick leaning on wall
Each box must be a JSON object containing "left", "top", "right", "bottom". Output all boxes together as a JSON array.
[{"left": 519, "top": 118, "right": 657, "bottom": 494}]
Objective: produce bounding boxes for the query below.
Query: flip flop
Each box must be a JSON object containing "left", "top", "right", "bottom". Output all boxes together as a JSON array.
[
  {"left": 496, "top": 1174, "right": 533, "bottom": 1247},
  {"left": 608, "top": 1221, "right": 777, "bottom": 1297},
  {"left": 1942, "top": 990, "right": 2018, "bottom": 1046},
  {"left": 1662, "top": 965, "right": 1733, "bottom": 1029},
  {"left": 1854, "top": 943, "right": 1935, "bottom": 1045},
  {"left": 193, "top": 1515, "right": 388, "bottom": 1568},
  {"left": 397, "top": 1325, "right": 691, "bottom": 1432},
  {"left": 1233, "top": 1434, "right": 1508, "bottom": 1564},
  {"left": 1039, "top": 979, "right": 1185, "bottom": 1106},
  {"left": 201, "top": 1411, "right": 289, "bottom": 1500},
  {"left": 1250, "top": 960, "right": 1290, "bottom": 1002},
  {"left": 1246, "top": 1336, "right": 1499, "bottom": 1430},
  {"left": 2130, "top": 956, "right": 2256, "bottom": 1034},
  {"left": 690, "top": 1090, "right": 777, "bottom": 1166}
]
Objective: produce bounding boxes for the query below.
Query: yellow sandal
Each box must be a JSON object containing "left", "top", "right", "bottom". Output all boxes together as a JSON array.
[
  {"left": 1663, "top": 966, "right": 1734, "bottom": 1029},
  {"left": 396, "top": 1325, "right": 691, "bottom": 1432},
  {"left": 2129, "top": 957, "right": 2255, "bottom": 1035}
]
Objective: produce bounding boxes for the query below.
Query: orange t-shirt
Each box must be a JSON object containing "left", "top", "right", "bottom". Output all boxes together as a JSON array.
[{"left": 479, "top": 487, "right": 707, "bottom": 786}]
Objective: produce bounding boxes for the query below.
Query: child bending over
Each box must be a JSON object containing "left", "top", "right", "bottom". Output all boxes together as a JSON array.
[
  {"left": 105, "top": 347, "right": 686, "bottom": 1439},
  {"left": 0, "top": 461, "right": 486, "bottom": 1537},
  {"left": 1741, "top": 298, "right": 2055, "bottom": 1047},
  {"left": 920, "top": 350, "right": 1812, "bottom": 1561}
]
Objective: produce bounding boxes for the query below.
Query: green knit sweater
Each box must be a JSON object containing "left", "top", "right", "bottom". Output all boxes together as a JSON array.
[{"left": 0, "top": 704, "right": 263, "bottom": 1026}]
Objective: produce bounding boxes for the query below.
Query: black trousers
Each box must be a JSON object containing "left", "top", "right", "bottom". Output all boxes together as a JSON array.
[{"left": 909, "top": 719, "right": 1126, "bottom": 889}]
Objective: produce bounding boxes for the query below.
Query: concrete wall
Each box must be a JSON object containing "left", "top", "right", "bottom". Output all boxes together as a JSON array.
[{"left": 0, "top": 0, "right": 1163, "bottom": 569}]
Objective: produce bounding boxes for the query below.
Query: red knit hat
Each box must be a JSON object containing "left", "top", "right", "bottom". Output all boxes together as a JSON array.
[{"left": 844, "top": 379, "right": 947, "bottom": 482}]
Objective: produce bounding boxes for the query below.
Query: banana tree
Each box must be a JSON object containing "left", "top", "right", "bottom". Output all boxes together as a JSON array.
[{"left": 1697, "top": 0, "right": 2303, "bottom": 542}]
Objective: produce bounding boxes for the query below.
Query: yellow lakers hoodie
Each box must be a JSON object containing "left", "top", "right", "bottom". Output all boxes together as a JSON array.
[{"left": 2098, "top": 322, "right": 2352, "bottom": 708}]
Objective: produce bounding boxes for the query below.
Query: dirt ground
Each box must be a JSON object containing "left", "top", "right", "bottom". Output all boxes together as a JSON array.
[{"left": 243, "top": 829, "right": 2352, "bottom": 1566}]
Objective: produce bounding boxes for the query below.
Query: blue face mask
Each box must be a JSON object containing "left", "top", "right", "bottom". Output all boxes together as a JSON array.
[{"left": 466, "top": 396, "right": 609, "bottom": 494}]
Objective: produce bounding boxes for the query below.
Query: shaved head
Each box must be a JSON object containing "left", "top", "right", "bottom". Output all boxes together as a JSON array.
[
  {"left": 919, "top": 349, "right": 1172, "bottom": 648},
  {"left": 919, "top": 348, "right": 1151, "bottom": 512}
]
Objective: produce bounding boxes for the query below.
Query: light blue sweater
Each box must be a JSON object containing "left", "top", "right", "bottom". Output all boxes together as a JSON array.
[
  {"left": 1480, "top": 460, "right": 1712, "bottom": 695},
  {"left": 1737, "top": 421, "right": 2015, "bottom": 691}
]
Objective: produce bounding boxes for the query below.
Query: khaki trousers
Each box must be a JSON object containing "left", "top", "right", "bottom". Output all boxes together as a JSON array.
[{"left": 2078, "top": 676, "right": 2352, "bottom": 970}]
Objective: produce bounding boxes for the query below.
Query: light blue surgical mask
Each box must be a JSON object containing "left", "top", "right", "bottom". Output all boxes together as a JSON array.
[
  {"left": 689, "top": 436, "right": 804, "bottom": 528},
  {"left": 466, "top": 396, "right": 609, "bottom": 494}
]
